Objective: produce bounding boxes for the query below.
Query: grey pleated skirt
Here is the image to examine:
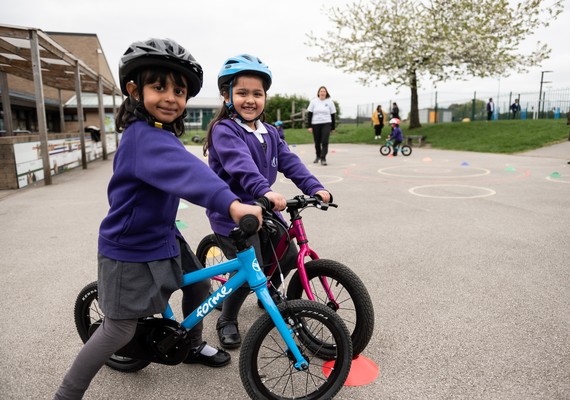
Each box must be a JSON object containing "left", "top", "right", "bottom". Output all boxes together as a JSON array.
[{"left": 97, "top": 247, "right": 183, "bottom": 320}]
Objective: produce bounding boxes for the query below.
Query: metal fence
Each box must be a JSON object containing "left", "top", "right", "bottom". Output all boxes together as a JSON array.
[{"left": 358, "top": 87, "right": 570, "bottom": 123}]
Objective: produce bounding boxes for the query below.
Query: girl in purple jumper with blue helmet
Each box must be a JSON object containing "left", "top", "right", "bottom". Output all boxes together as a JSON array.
[
  {"left": 203, "top": 54, "right": 331, "bottom": 350},
  {"left": 54, "top": 39, "right": 261, "bottom": 399}
]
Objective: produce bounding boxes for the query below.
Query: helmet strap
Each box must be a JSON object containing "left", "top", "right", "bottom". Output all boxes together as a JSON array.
[{"left": 134, "top": 101, "right": 183, "bottom": 134}]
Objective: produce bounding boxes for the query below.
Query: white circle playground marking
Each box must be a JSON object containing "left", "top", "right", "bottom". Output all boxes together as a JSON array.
[
  {"left": 409, "top": 184, "right": 496, "bottom": 199},
  {"left": 378, "top": 165, "right": 490, "bottom": 178},
  {"left": 546, "top": 176, "right": 570, "bottom": 184},
  {"left": 280, "top": 175, "right": 344, "bottom": 184},
  {"left": 411, "top": 167, "right": 454, "bottom": 174}
]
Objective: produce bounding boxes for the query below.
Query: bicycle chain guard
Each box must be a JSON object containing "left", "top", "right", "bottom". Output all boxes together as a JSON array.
[{"left": 115, "top": 317, "right": 190, "bottom": 365}]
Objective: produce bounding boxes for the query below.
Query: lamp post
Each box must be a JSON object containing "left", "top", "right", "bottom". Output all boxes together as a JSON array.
[{"left": 538, "top": 70, "right": 552, "bottom": 119}]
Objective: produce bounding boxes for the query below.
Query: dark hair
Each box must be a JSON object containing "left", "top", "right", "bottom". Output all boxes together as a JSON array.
[
  {"left": 203, "top": 73, "right": 268, "bottom": 156},
  {"left": 317, "top": 86, "right": 331, "bottom": 98},
  {"left": 115, "top": 68, "right": 188, "bottom": 136}
]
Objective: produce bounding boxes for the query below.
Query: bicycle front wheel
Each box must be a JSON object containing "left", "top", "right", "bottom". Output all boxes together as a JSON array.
[
  {"left": 239, "top": 300, "right": 352, "bottom": 400},
  {"left": 401, "top": 145, "right": 412, "bottom": 156},
  {"left": 74, "top": 281, "right": 150, "bottom": 372},
  {"left": 379, "top": 145, "right": 391, "bottom": 156},
  {"left": 287, "top": 259, "right": 375, "bottom": 356}
]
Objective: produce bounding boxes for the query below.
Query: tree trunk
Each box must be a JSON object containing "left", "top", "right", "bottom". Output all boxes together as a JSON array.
[{"left": 408, "top": 71, "right": 422, "bottom": 129}]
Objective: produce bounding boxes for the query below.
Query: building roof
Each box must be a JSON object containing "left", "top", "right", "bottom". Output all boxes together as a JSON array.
[
  {"left": 187, "top": 96, "right": 222, "bottom": 109},
  {"left": 64, "top": 93, "right": 123, "bottom": 109}
]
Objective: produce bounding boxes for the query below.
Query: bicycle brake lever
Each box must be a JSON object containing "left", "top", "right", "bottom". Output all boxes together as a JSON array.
[{"left": 263, "top": 219, "right": 279, "bottom": 235}]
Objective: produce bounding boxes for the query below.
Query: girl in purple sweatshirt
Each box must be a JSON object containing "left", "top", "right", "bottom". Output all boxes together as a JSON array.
[
  {"left": 54, "top": 39, "right": 261, "bottom": 400},
  {"left": 202, "top": 54, "right": 331, "bottom": 350}
]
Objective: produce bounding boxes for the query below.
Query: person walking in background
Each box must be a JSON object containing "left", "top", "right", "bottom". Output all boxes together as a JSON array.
[
  {"left": 307, "top": 86, "right": 336, "bottom": 166},
  {"left": 487, "top": 98, "right": 495, "bottom": 121},
  {"left": 202, "top": 54, "right": 331, "bottom": 350},
  {"left": 371, "top": 105, "right": 385, "bottom": 140},
  {"left": 510, "top": 98, "right": 520, "bottom": 119},
  {"left": 54, "top": 38, "right": 262, "bottom": 400},
  {"left": 390, "top": 102, "right": 400, "bottom": 120},
  {"left": 388, "top": 117, "right": 403, "bottom": 156}
]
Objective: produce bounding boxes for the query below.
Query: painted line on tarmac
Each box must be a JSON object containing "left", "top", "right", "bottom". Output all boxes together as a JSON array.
[
  {"left": 409, "top": 184, "right": 496, "bottom": 199},
  {"left": 378, "top": 165, "right": 491, "bottom": 178},
  {"left": 546, "top": 175, "right": 570, "bottom": 183}
]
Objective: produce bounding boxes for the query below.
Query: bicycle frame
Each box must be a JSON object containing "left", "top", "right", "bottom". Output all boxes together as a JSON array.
[
  {"left": 162, "top": 245, "right": 309, "bottom": 371},
  {"left": 267, "top": 209, "right": 338, "bottom": 306},
  {"left": 209, "top": 199, "right": 339, "bottom": 307},
  {"left": 385, "top": 139, "right": 400, "bottom": 149}
]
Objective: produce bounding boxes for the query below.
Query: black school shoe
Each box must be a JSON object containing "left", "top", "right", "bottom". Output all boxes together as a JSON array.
[
  {"left": 216, "top": 320, "right": 241, "bottom": 349},
  {"left": 183, "top": 342, "right": 231, "bottom": 367}
]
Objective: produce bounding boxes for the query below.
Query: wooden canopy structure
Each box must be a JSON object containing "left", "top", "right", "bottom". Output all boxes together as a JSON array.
[{"left": 0, "top": 24, "right": 121, "bottom": 185}]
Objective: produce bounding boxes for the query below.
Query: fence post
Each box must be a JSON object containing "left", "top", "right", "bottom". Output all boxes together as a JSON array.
[
  {"left": 291, "top": 101, "right": 295, "bottom": 129},
  {"left": 471, "top": 91, "right": 476, "bottom": 121}
]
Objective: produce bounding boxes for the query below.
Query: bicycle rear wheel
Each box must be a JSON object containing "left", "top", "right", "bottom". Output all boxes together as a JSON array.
[
  {"left": 287, "top": 259, "right": 375, "bottom": 356},
  {"left": 239, "top": 300, "right": 352, "bottom": 400},
  {"left": 74, "top": 281, "right": 150, "bottom": 372},
  {"left": 401, "top": 145, "right": 412, "bottom": 156},
  {"left": 379, "top": 145, "right": 391, "bottom": 156}
]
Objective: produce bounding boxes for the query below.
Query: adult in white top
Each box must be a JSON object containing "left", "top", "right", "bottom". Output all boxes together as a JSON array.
[{"left": 307, "top": 86, "right": 336, "bottom": 165}]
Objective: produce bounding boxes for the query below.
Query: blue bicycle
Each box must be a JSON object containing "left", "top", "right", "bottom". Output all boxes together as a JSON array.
[
  {"left": 74, "top": 214, "right": 353, "bottom": 399},
  {"left": 380, "top": 138, "right": 412, "bottom": 156}
]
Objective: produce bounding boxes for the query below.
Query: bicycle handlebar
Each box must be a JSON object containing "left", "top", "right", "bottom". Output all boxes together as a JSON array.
[
  {"left": 255, "top": 195, "right": 337, "bottom": 214},
  {"left": 239, "top": 214, "right": 260, "bottom": 236}
]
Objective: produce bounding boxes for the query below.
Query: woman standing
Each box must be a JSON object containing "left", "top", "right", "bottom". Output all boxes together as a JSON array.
[
  {"left": 371, "top": 105, "right": 384, "bottom": 140},
  {"left": 307, "top": 86, "right": 336, "bottom": 166}
]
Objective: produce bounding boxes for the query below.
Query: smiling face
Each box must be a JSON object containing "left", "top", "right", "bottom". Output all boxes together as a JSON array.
[
  {"left": 318, "top": 87, "right": 328, "bottom": 99},
  {"left": 128, "top": 73, "right": 188, "bottom": 124},
  {"left": 226, "top": 75, "right": 266, "bottom": 128}
]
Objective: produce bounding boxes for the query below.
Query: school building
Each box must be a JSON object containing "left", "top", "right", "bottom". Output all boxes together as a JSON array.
[{"left": 0, "top": 24, "right": 221, "bottom": 190}]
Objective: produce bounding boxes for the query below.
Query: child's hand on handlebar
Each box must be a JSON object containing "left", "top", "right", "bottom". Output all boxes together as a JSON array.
[
  {"left": 228, "top": 200, "right": 262, "bottom": 228},
  {"left": 315, "top": 190, "right": 331, "bottom": 204},
  {"left": 263, "top": 191, "right": 287, "bottom": 211}
]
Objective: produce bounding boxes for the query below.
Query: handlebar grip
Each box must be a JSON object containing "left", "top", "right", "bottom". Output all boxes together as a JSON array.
[
  {"left": 255, "top": 197, "right": 274, "bottom": 212},
  {"left": 239, "top": 214, "right": 260, "bottom": 236}
]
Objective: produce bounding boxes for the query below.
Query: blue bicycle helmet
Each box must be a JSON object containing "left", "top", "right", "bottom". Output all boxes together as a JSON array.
[
  {"left": 217, "top": 54, "right": 272, "bottom": 123},
  {"left": 217, "top": 54, "right": 272, "bottom": 90}
]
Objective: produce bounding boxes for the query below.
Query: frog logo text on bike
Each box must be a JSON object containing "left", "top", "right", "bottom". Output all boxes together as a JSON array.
[{"left": 196, "top": 286, "right": 233, "bottom": 317}]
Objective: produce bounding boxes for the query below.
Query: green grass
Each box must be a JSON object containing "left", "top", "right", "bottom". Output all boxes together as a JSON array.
[{"left": 182, "top": 119, "right": 569, "bottom": 154}]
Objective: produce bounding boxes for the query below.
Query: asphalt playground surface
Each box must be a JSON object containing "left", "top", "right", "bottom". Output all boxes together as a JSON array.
[{"left": 1, "top": 140, "right": 569, "bottom": 399}]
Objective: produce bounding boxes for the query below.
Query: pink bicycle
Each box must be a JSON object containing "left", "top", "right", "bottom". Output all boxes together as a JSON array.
[{"left": 196, "top": 195, "right": 374, "bottom": 356}]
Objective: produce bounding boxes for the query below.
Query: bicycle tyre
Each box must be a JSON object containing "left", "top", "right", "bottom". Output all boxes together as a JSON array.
[
  {"left": 74, "top": 281, "right": 151, "bottom": 373},
  {"left": 239, "top": 300, "right": 352, "bottom": 400},
  {"left": 379, "top": 145, "right": 391, "bottom": 156},
  {"left": 196, "top": 234, "right": 229, "bottom": 310},
  {"left": 287, "top": 259, "right": 375, "bottom": 356},
  {"left": 401, "top": 145, "right": 412, "bottom": 156}
]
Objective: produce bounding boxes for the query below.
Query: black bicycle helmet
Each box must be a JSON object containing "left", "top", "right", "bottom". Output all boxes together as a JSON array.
[{"left": 119, "top": 38, "right": 203, "bottom": 98}]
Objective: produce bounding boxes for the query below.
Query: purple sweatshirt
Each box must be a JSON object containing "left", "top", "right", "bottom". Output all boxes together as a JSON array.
[
  {"left": 99, "top": 121, "right": 238, "bottom": 262},
  {"left": 207, "top": 119, "right": 325, "bottom": 236}
]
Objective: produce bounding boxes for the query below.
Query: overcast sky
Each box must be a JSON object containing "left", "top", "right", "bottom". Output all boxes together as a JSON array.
[{"left": 3, "top": 0, "right": 569, "bottom": 118}]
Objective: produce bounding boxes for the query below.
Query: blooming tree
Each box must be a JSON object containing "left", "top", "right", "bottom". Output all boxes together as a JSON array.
[{"left": 306, "top": 0, "right": 564, "bottom": 128}]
